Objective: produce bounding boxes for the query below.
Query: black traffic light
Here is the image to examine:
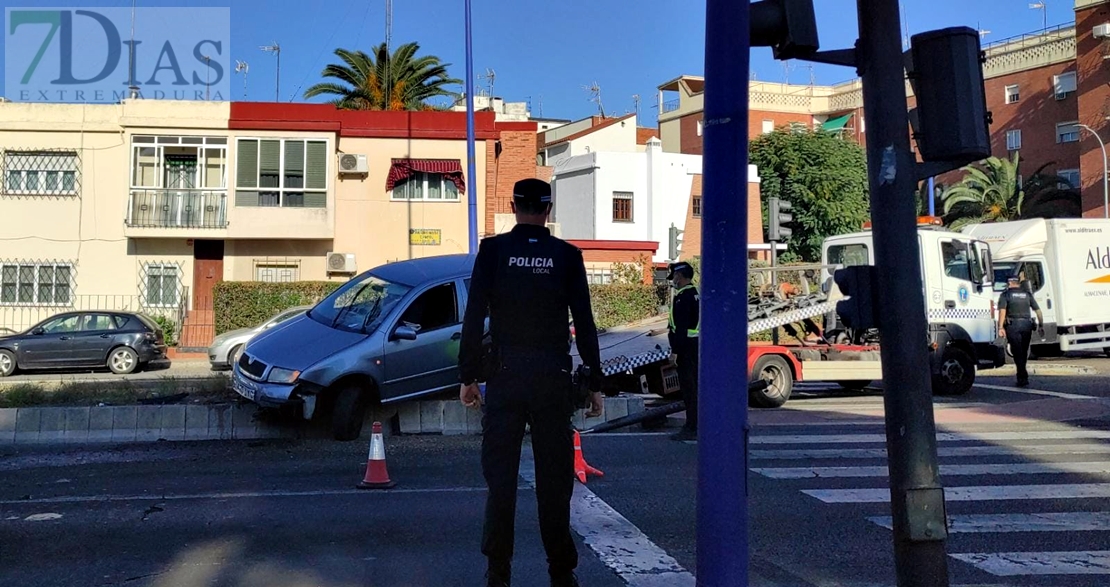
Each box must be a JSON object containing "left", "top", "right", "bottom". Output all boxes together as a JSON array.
[
  {"left": 767, "top": 197, "right": 793, "bottom": 242},
  {"left": 905, "top": 26, "right": 991, "bottom": 165},
  {"left": 751, "top": 0, "right": 820, "bottom": 60},
  {"left": 833, "top": 265, "right": 878, "bottom": 332},
  {"left": 668, "top": 224, "right": 684, "bottom": 260}
]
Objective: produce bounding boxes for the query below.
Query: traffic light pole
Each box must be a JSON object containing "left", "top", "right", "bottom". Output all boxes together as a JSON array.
[
  {"left": 699, "top": 0, "right": 750, "bottom": 584},
  {"left": 856, "top": 1, "right": 950, "bottom": 585}
]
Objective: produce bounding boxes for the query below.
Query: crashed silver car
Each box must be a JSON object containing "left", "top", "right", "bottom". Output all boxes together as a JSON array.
[
  {"left": 230, "top": 254, "right": 483, "bottom": 440},
  {"left": 208, "top": 305, "right": 312, "bottom": 370}
]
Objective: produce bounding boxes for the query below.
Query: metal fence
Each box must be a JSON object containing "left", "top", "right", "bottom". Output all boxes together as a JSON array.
[
  {"left": 0, "top": 294, "right": 186, "bottom": 340},
  {"left": 126, "top": 190, "right": 228, "bottom": 229}
]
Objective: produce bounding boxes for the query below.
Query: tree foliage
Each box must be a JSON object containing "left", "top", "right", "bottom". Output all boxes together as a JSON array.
[
  {"left": 749, "top": 127, "right": 871, "bottom": 261},
  {"left": 940, "top": 151, "right": 1081, "bottom": 231},
  {"left": 303, "top": 42, "right": 461, "bottom": 110}
]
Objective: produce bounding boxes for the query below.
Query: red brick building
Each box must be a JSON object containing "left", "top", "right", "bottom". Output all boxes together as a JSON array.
[{"left": 658, "top": 3, "right": 1110, "bottom": 219}]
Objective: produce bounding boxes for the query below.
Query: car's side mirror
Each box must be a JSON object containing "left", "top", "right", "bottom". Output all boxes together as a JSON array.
[
  {"left": 392, "top": 325, "right": 418, "bottom": 341},
  {"left": 31, "top": 327, "right": 44, "bottom": 335}
]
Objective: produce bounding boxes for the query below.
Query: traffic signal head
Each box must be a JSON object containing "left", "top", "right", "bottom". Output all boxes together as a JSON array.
[
  {"left": 768, "top": 197, "right": 794, "bottom": 242},
  {"left": 833, "top": 265, "right": 878, "bottom": 332},
  {"left": 751, "top": 0, "right": 820, "bottom": 60},
  {"left": 668, "top": 224, "right": 684, "bottom": 261}
]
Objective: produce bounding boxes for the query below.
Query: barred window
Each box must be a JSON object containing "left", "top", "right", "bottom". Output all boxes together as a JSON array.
[
  {"left": 612, "top": 191, "right": 633, "bottom": 222},
  {"left": 3, "top": 151, "right": 80, "bottom": 196},
  {"left": 143, "top": 264, "right": 181, "bottom": 307},
  {"left": 0, "top": 262, "right": 73, "bottom": 305},
  {"left": 256, "top": 264, "right": 299, "bottom": 283}
]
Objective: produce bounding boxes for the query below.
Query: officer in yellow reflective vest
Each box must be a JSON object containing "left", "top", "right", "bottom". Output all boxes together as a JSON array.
[{"left": 667, "top": 261, "right": 699, "bottom": 441}]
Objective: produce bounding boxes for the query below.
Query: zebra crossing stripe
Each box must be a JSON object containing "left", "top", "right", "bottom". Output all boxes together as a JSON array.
[
  {"left": 751, "top": 431, "right": 1110, "bottom": 445},
  {"left": 949, "top": 551, "right": 1110, "bottom": 576},
  {"left": 752, "top": 461, "right": 1110, "bottom": 479},
  {"left": 751, "top": 443, "right": 1110, "bottom": 460},
  {"left": 804, "top": 483, "right": 1110, "bottom": 504},
  {"left": 869, "top": 512, "right": 1110, "bottom": 533}
]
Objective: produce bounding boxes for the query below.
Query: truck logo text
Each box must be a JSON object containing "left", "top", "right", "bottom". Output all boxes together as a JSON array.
[{"left": 1085, "top": 247, "right": 1110, "bottom": 283}]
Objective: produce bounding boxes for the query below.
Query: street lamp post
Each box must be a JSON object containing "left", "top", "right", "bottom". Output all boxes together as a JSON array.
[
  {"left": 1076, "top": 123, "right": 1109, "bottom": 219},
  {"left": 464, "top": 0, "right": 479, "bottom": 252}
]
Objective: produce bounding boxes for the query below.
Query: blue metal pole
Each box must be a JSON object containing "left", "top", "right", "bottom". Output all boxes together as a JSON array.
[
  {"left": 464, "top": 0, "right": 479, "bottom": 252},
  {"left": 928, "top": 176, "right": 935, "bottom": 216},
  {"left": 699, "top": 0, "right": 749, "bottom": 584}
]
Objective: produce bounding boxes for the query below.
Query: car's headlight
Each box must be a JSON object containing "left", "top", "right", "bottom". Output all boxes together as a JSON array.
[{"left": 267, "top": 367, "right": 301, "bottom": 384}]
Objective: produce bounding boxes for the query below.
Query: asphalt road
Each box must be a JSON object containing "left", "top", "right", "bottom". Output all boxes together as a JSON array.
[{"left": 3, "top": 367, "right": 1110, "bottom": 587}]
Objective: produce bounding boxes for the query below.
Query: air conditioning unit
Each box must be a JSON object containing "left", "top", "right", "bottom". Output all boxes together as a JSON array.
[
  {"left": 1095, "top": 23, "right": 1110, "bottom": 39},
  {"left": 337, "top": 153, "right": 369, "bottom": 175},
  {"left": 546, "top": 222, "right": 561, "bottom": 237},
  {"left": 326, "top": 252, "right": 356, "bottom": 274}
]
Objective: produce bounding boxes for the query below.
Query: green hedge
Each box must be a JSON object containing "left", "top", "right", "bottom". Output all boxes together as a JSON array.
[
  {"left": 214, "top": 281, "right": 342, "bottom": 335},
  {"left": 590, "top": 284, "right": 662, "bottom": 330}
]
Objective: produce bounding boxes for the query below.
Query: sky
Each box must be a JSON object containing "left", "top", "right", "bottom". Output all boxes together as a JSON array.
[{"left": 0, "top": 0, "right": 1082, "bottom": 126}]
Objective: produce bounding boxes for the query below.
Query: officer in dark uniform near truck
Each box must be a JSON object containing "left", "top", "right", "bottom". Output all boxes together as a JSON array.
[
  {"left": 998, "top": 274, "right": 1045, "bottom": 387},
  {"left": 458, "top": 177, "right": 603, "bottom": 587},
  {"left": 667, "top": 261, "right": 700, "bottom": 441}
]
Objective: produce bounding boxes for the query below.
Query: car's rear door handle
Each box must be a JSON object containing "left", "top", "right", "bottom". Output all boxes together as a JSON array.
[
  {"left": 100, "top": 334, "right": 111, "bottom": 338},
  {"left": 945, "top": 300, "right": 956, "bottom": 309},
  {"left": 451, "top": 331, "right": 462, "bottom": 340},
  {"left": 59, "top": 336, "right": 70, "bottom": 340}
]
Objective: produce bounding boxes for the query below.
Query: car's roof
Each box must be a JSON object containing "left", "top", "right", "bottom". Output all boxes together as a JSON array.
[{"left": 369, "top": 254, "right": 476, "bottom": 286}]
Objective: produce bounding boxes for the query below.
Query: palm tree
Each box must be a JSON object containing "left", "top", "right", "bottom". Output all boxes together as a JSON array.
[
  {"left": 940, "top": 152, "right": 1080, "bottom": 230},
  {"left": 303, "top": 42, "right": 462, "bottom": 111}
]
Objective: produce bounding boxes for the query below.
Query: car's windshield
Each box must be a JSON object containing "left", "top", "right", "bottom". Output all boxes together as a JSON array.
[
  {"left": 993, "top": 262, "right": 1016, "bottom": 292},
  {"left": 308, "top": 274, "right": 412, "bottom": 334}
]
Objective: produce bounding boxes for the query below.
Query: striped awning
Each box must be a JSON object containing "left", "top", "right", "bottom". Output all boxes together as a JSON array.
[{"left": 386, "top": 159, "right": 466, "bottom": 194}]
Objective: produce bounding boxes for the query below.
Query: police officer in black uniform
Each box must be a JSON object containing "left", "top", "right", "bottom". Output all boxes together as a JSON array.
[
  {"left": 998, "top": 274, "right": 1045, "bottom": 387},
  {"left": 458, "top": 178, "right": 603, "bottom": 587},
  {"left": 667, "top": 261, "right": 699, "bottom": 441}
]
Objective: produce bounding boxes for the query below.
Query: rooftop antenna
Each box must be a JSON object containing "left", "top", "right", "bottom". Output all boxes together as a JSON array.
[
  {"left": 235, "top": 60, "right": 249, "bottom": 100},
  {"left": 782, "top": 61, "right": 796, "bottom": 84},
  {"left": 632, "top": 94, "right": 641, "bottom": 119},
  {"left": 202, "top": 55, "right": 212, "bottom": 100},
  {"left": 128, "top": 0, "right": 139, "bottom": 99},
  {"left": 538, "top": 95, "right": 544, "bottom": 117},
  {"left": 260, "top": 42, "right": 280, "bottom": 102},
  {"left": 977, "top": 22, "right": 991, "bottom": 40},
  {"left": 479, "top": 68, "right": 496, "bottom": 100},
  {"left": 584, "top": 82, "right": 605, "bottom": 117},
  {"left": 1030, "top": 2, "right": 1047, "bottom": 31}
]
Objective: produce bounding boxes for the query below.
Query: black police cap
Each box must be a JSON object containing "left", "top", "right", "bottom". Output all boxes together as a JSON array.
[
  {"left": 668, "top": 261, "right": 694, "bottom": 280},
  {"left": 512, "top": 178, "right": 552, "bottom": 206}
]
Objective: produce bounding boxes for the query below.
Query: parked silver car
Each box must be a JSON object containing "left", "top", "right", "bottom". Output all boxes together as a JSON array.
[
  {"left": 230, "top": 254, "right": 486, "bottom": 440},
  {"left": 208, "top": 305, "right": 312, "bottom": 370}
]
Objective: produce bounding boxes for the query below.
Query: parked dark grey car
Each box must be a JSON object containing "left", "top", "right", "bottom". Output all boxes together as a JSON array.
[
  {"left": 231, "top": 254, "right": 485, "bottom": 440},
  {"left": 0, "top": 311, "right": 169, "bottom": 377}
]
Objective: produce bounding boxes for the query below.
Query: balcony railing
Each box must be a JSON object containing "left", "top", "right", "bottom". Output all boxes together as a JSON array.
[
  {"left": 661, "top": 99, "right": 681, "bottom": 113},
  {"left": 126, "top": 190, "right": 228, "bottom": 229}
]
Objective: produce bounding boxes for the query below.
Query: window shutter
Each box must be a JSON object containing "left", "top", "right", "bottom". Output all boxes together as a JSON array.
[
  {"left": 285, "top": 141, "right": 305, "bottom": 173},
  {"left": 259, "top": 140, "right": 281, "bottom": 174},
  {"left": 236, "top": 140, "right": 258, "bottom": 188},
  {"left": 306, "top": 141, "right": 327, "bottom": 190}
]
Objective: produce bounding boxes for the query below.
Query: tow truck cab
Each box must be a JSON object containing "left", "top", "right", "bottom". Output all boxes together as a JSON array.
[{"left": 820, "top": 217, "right": 1005, "bottom": 395}]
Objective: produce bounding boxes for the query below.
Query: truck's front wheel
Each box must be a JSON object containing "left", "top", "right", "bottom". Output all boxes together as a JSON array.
[
  {"left": 750, "top": 355, "right": 793, "bottom": 408},
  {"left": 933, "top": 346, "right": 974, "bottom": 396}
]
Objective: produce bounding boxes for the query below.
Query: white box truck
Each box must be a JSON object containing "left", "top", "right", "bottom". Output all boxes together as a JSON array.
[{"left": 962, "top": 218, "right": 1110, "bottom": 357}]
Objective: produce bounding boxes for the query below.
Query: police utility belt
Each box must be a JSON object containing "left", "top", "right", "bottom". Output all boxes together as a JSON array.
[{"left": 480, "top": 344, "right": 593, "bottom": 409}]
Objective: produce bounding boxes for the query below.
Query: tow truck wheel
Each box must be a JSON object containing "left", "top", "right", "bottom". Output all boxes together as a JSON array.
[
  {"left": 750, "top": 355, "right": 793, "bottom": 408},
  {"left": 933, "top": 346, "right": 974, "bottom": 396}
]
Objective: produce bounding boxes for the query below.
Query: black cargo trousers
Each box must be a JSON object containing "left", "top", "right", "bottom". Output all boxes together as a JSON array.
[
  {"left": 1005, "top": 317, "right": 1035, "bottom": 383},
  {"left": 481, "top": 348, "right": 578, "bottom": 580}
]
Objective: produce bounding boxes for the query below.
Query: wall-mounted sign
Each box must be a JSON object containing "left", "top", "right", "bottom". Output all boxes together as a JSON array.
[{"left": 410, "top": 229, "right": 442, "bottom": 246}]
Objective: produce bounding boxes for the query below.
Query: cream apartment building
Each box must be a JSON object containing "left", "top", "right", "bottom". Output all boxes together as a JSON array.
[{"left": 0, "top": 100, "right": 538, "bottom": 347}]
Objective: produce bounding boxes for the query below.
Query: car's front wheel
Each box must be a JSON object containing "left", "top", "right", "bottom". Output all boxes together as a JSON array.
[
  {"left": 0, "top": 349, "right": 16, "bottom": 377},
  {"left": 107, "top": 347, "right": 138, "bottom": 375},
  {"left": 331, "top": 385, "right": 368, "bottom": 441}
]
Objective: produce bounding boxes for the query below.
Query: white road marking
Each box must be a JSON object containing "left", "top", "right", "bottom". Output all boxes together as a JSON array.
[
  {"left": 804, "top": 483, "right": 1110, "bottom": 504},
  {"left": 753, "top": 461, "right": 1110, "bottom": 479},
  {"left": 974, "top": 383, "right": 1096, "bottom": 400},
  {"left": 0, "top": 487, "right": 486, "bottom": 505},
  {"left": 751, "top": 443, "right": 1110, "bottom": 460},
  {"left": 520, "top": 447, "right": 695, "bottom": 587},
  {"left": 751, "top": 430, "right": 1110, "bottom": 445},
  {"left": 950, "top": 551, "right": 1110, "bottom": 576},
  {"left": 869, "top": 512, "right": 1110, "bottom": 533},
  {"left": 22, "top": 513, "right": 62, "bottom": 521}
]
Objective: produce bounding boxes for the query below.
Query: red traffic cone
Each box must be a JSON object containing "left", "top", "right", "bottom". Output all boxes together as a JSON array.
[
  {"left": 357, "top": 422, "right": 395, "bottom": 489},
  {"left": 573, "top": 430, "right": 604, "bottom": 484}
]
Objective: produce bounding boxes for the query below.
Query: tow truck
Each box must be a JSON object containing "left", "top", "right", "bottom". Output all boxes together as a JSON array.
[{"left": 576, "top": 217, "right": 1005, "bottom": 410}]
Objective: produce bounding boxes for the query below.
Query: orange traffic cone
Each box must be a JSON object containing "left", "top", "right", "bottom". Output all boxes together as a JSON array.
[
  {"left": 357, "top": 421, "right": 395, "bottom": 489},
  {"left": 573, "top": 430, "right": 604, "bottom": 484}
]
